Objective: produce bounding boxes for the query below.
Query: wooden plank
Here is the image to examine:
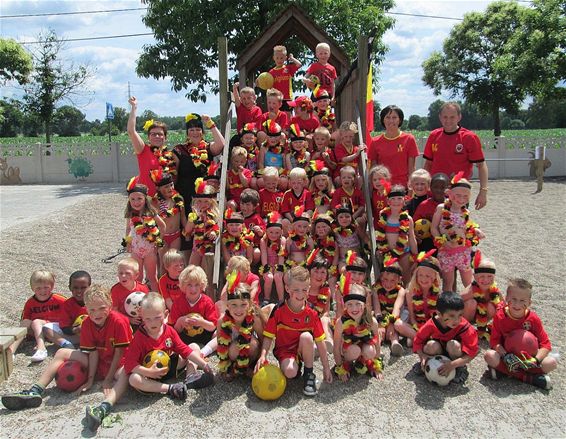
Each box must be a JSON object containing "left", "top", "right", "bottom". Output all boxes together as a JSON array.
[
  {"left": 218, "top": 37, "right": 229, "bottom": 134},
  {"left": 0, "top": 335, "right": 15, "bottom": 350},
  {"left": 0, "top": 327, "right": 26, "bottom": 340}
]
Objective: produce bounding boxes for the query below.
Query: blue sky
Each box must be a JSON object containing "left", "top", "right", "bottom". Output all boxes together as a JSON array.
[{"left": 1, "top": 0, "right": 501, "bottom": 122}]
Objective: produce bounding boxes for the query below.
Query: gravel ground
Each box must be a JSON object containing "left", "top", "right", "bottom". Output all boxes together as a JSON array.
[{"left": 0, "top": 179, "right": 564, "bottom": 438}]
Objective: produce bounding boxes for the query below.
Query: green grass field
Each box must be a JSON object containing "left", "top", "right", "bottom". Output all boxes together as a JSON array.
[{"left": 0, "top": 128, "right": 564, "bottom": 146}]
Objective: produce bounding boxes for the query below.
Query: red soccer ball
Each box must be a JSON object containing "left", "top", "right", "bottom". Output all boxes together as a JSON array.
[
  {"left": 504, "top": 329, "right": 539, "bottom": 357},
  {"left": 55, "top": 360, "right": 88, "bottom": 392}
]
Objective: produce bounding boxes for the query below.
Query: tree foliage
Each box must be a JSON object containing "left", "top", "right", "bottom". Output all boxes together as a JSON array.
[
  {"left": 53, "top": 105, "right": 86, "bottom": 137},
  {"left": 421, "top": 1, "right": 565, "bottom": 136},
  {"left": 137, "top": 0, "right": 394, "bottom": 101},
  {"left": 23, "top": 30, "right": 92, "bottom": 143},
  {"left": 0, "top": 38, "right": 33, "bottom": 85}
]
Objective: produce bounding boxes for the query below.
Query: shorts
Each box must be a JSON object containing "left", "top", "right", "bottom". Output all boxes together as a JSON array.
[
  {"left": 438, "top": 247, "right": 471, "bottom": 272},
  {"left": 275, "top": 349, "right": 300, "bottom": 364},
  {"left": 179, "top": 329, "right": 213, "bottom": 347},
  {"left": 42, "top": 322, "right": 63, "bottom": 335},
  {"left": 400, "top": 307, "right": 409, "bottom": 323},
  {"left": 131, "top": 236, "right": 157, "bottom": 259},
  {"left": 163, "top": 230, "right": 181, "bottom": 246}
]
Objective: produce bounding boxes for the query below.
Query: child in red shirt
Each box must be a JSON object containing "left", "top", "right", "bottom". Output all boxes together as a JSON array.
[
  {"left": 233, "top": 83, "right": 262, "bottom": 133},
  {"left": 219, "top": 256, "right": 261, "bottom": 306},
  {"left": 258, "top": 166, "right": 284, "bottom": 217},
  {"left": 12, "top": 270, "right": 67, "bottom": 362},
  {"left": 158, "top": 249, "right": 185, "bottom": 310},
  {"left": 280, "top": 167, "right": 315, "bottom": 229},
  {"left": 257, "top": 88, "right": 289, "bottom": 146},
  {"left": 240, "top": 188, "right": 265, "bottom": 265},
  {"left": 331, "top": 165, "right": 365, "bottom": 220},
  {"left": 256, "top": 266, "right": 332, "bottom": 396},
  {"left": 269, "top": 45, "right": 302, "bottom": 109},
  {"left": 110, "top": 257, "right": 149, "bottom": 326},
  {"left": 414, "top": 291, "right": 478, "bottom": 384},
  {"left": 56, "top": 270, "right": 91, "bottom": 348},
  {"left": 303, "top": 42, "right": 337, "bottom": 99},
  {"left": 2, "top": 285, "right": 132, "bottom": 433},
  {"left": 226, "top": 146, "right": 253, "bottom": 210},
  {"left": 484, "top": 278, "right": 557, "bottom": 390},
  {"left": 289, "top": 96, "right": 320, "bottom": 134},
  {"left": 332, "top": 121, "right": 365, "bottom": 183},
  {"left": 413, "top": 173, "right": 449, "bottom": 253},
  {"left": 125, "top": 292, "right": 213, "bottom": 400}
]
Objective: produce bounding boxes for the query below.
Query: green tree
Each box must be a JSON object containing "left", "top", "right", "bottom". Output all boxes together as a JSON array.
[
  {"left": 23, "top": 30, "right": 92, "bottom": 143},
  {"left": 407, "top": 115, "right": 422, "bottom": 130},
  {"left": 53, "top": 105, "right": 86, "bottom": 137},
  {"left": 422, "top": 1, "right": 564, "bottom": 136},
  {"left": 0, "top": 99, "right": 25, "bottom": 137},
  {"left": 426, "top": 99, "right": 445, "bottom": 130},
  {"left": 526, "top": 98, "right": 566, "bottom": 129},
  {"left": 110, "top": 106, "right": 128, "bottom": 132},
  {"left": 137, "top": 0, "right": 394, "bottom": 101},
  {"left": 0, "top": 38, "right": 32, "bottom": 85}
]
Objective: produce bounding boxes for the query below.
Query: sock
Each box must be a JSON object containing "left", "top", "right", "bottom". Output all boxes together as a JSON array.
[
  {"left": 59, "top": 340, "right": 74, "bottom": 349},
  {"left": 29, "top": 383, "right": 45, "bottom": 395},
  {"left": 99, "top": 401, "right": 112, "bottom": 416},
  {"left": 304, "top": 366, "right": 313, "bottom": 378}
]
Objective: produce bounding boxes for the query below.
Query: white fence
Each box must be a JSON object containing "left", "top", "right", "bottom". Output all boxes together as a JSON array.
[{"left": 0, "top": 136, "right": 565, "bottom": 185}]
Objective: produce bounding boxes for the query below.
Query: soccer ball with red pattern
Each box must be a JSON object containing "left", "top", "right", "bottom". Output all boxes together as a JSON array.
[{"left": 55, "top": 360, "right": 87, "bottom": 392}]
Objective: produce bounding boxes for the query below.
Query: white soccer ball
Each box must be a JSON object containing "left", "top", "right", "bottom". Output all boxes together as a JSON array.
[
  {"left": 124, "top": 291, "right": 146, "bottom": 317},
  {"left": 424, "top": 355, "right": 455, "bottom": 386}
]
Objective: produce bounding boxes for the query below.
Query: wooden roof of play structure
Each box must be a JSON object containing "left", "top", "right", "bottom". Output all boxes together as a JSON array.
[{"left": 236, "top": 4, "right": 361, "bottom": 121}]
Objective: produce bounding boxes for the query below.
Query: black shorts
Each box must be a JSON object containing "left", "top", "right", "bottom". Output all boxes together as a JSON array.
[{"left": 179, "top": 329, "right": 214, "bottom": 347}]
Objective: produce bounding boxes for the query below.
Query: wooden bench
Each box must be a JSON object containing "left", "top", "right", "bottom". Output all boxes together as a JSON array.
[{"left": 0, "top": 327, "right": 27, "bottom": 384}]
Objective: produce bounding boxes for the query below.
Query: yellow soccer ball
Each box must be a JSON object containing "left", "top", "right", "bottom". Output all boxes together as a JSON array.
[
  {"left": 252, "top": 364, "right": 286, "bottom": 401},
  {"left": 256, "top": 72, "right": 274, "bottom": 90},
  {"left": 184, "top": 313, "right": 205, "bottom": 337},
  {"left": 142, "top": 350, "right": 170, "bottom": 369},
  {"left": 73, "top": 314, "right": 88, "bottom": 327},
  {"left": 414, "top": 218, "right": 431, "bottom": 239}
]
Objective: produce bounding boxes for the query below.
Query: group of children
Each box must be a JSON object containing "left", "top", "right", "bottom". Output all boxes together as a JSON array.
[{"left": 1, "top": 42, "right": 558, "bottom": 430}]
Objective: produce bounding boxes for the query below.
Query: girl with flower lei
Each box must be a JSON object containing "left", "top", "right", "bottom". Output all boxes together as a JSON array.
[
  {"left": 239, "top": 123, "right": 260, "bottom": 176},
  {"left": 312, "top": 87, "right": 337, "bottom": 132},
  {"left": 217, "top": 276, "right": 265, "bottom": 381},
  {"left": 460, "top": 251, "right": 503, "bottom": 341},
  {"left": 285, "top": 123, "right": 311, "bottom": 172},
  {"left": 368, "top": 165, "right": 391, "bottom": 231},
  {"left": 306, "top": 252, "right": 334, "bottom": 352},
  {"left": 375, "top": 182, "right": 417, "bottom": 285},
  {"left": 285, "top": 206, "right": 314, "bottom": 270},
  {"left": 221, "top": 209, "right": 254, "bottom": 264},
  {"left": 308, "top": 160, "right": 334, "bottom": 214},
  {"left": 431, "top": 172, "right": 485, "bottom": 291},
  {"left": 150, "top": 169, "right": 186, "bottom": 268},
  {"left": 312, "top": 212, "right": 339, "bottom": 291},
  {"left": 123, "top": 177, "right": 165, "bottom": 291},
  {"left": 333, "top": 275, "right": 383, "bottom": 381},
  {"left": 257, "top": 120, "right": 289, "bottom": 189},
  {"left": 371, "top": 257, "right": 407, "bottom": 357},
  {"left": 395, "top": 251, "right": 441, "bottom": 346},
  {"left": 259, "top": 212, "right": 287, "bottom": 302},
  {"left": 127, "top": 96, "right": 177, "bottom": 197},
  {"left": 333, "top": 203, "right": 367, "bottom": 273},
  {"left": 183, "top": 179, "right": 220, "bottom": 266}
]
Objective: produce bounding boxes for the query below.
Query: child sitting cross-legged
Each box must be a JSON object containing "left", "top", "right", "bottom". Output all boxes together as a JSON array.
[{"left": 125, "top": 292, "right": 214, "bottom": 401}]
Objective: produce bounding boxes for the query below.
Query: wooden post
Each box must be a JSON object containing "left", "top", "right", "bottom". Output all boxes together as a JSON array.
[
  {"left": 218, "top": 37, "right": 229, "bottom": 134},
  {"left": 357, "top": 36, "right": 368, "bottom": 141}
]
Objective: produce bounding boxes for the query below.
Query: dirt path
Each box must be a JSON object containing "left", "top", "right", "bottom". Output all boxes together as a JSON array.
[{"left": 0, "top": 180, "right": 564, "bottom": 438}]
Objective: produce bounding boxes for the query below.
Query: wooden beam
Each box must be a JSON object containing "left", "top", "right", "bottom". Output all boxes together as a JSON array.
[
  {"left": 218, "top": 37, "right": 229, "bottom": 133},
  {"left": 357, "top": 35, "right": 368, "bottom": 142}
]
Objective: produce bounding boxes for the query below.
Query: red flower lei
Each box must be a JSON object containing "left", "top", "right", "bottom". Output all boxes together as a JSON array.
[
  {"left": 312, "top": 188, "right": 332, "bottom": 207},
  {"left": 317, "top": 235, "right": 336, "bottom": 260},
  {"left": 341, "top": 313, "right": 378, "bottom": 351},
  {"left": 189, "top": 210, "right": 219, "bottom": 252},
  {"left": 287, "top": 231, "right": 309, "bottom": 251},
  {"left": 149, "top": 145, "right": 177, "bottom": 175},
  {"left": 222, "top": 228, "right": 254, "bottom": 253},
  {"left": 472, "top": 281, "right": 502, "bottom": 336},
  {"left": 374, "top": 282, "right": 402, "bottom": 315},
  {"left": 333, "top": 223, "right": 356, "bottom": 238},
  {"left": 436, "top": 199, "right": 480, "bottom": 248},
  {"left": 131, "top": 215, "right": 163, "bottom": 247},
  {"left": 267, "top": 237, "right": 286, "bottom": 257},
  {"left": 178, "top": 140, "right": 210, "bottom": 173},
  {"left": 411, "top": 284, "right": 440, "bottom": 329},
  {"left": 155, "top": 191, "right": 184, "bottom": 218},
  {"left": 265, "top": 140, "right": 285, "bottom": 155},
  {"left": 376, "top": 208, "right": 410, "bottom": 257},
  {"left": 292, "top": 148, "right": 308, "bottom": 167},
  {"left": 307, "top": 284, "right": 330, "bottom": 317},
  {"left": 216, "top": 309, "right": 255, "bottom": 374},
  {"left": 317, "top": 108, "right": 336, "bottom": 129}
]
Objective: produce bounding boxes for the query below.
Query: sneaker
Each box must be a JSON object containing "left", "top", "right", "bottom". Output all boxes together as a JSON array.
[
  {"left": 411, "top": 362, "right": 424, "bottom": 376},
  {"left": 531, "top": 374, "right": 552, "bottom": 390},
  {"left": 59, "top": 340, "right": 75, "bottom": 349},
  {"left": 168, "top": 382, "right": 187, "bottom": 400},
  {"left": 85, "top": 405, "right": 105, "bottom": 432},
  {"left": 303, "top": 372, "right": 318, "bottom": 397},
  {"left": 2, "top": 391, "right": 42, "bottom": 411},
  {"left": 30, "top": 349, "right": 48, "bottom": 363},
  {"left": 453, "top": 366, "right": 469, "bottom": 384},
  {"left": 185, "top": 371, "right": 215, "bottom": 390},
  {"left": 390, "top": 341, "right": 404, "bottom": 357}
]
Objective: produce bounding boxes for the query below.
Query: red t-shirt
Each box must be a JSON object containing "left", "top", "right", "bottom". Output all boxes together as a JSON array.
[
  {"left": 244, "top": 272, "right": 261, "bottom": 305},
  {"left": 423, "top": 127, "right": 485, "bottom": 179},
  {"left": 80, "top": 311, "right": 132, "bottom": 378},
  {"left": 168, "top": 294, "right": 218, "bottom": 327},
  {"left": 111, "top": 282, "right": 149, "bottom": 317},
  {"left": 244, "top": 213, "right": 265, "bottom": 246},
  {"left": 331, "top": 187, "right": 364, "bottom": 213},
  {"left": 21, "top": 293, "right": 66, "bottom": 322},
  {"left": 59, "top": 297, "right": 87, "bottom": 329},
  {"left": 123, "top": 324, "right": 193, "bottom": 374},
  {"left": 490, "top": 307, "right": 551, "bottom": 351},
  {"left": 236, "top": 104, "right": 262, "bottom": 133},
  {"left": 259, "top": 189, "right": 284, "bottom": 218},
  {"left": 290, "top": 115, "right": 320, "bottom": 133},
  {"left": 158, "top": 274, "right": 182, "bottom": 303},
  {"left": 368, "top": 132, "right": 420, "bottom": 186},
  {"left": 227, "top": 168, "right": 253, "bottom": 203},
  {"left": 332, "top": 143, "right": 359, "bottom": 178},
  {"left": 371, "top": 189, "right": 388, "bottom": 229},
  {"left": 269, "top": 64, "right": 300, "bottom": 100},
  {"left": 259, "top": 111, "right": 289, "bottom": 130},
  {"left": 305, "top": 62, "right": 337, "bottom": 96},
  {"left": 263, "top": 301, "right": 325, "bottom": 358},
  {"left": 280, "top": 188, "right": 315, "bottom": 215},
  {"left": 136, "top": 145, "right": 161, "bottom": 197},
  {"left": 413, "top": 197, "right": 441, "bottom": 222},
  {"left": 413, "top": 316, "right": 479, "bottom": 358}
]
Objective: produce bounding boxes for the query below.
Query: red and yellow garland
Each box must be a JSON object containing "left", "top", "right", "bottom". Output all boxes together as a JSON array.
[
  {"left": 216, "top": 309, "right": 255, "bottom": 374},
  {"left": 155, "top": 191, "right": 184, "bottom": 218},
  {"left": 341, "top": 314, "right": 379, "bottom": 351},
  {"left": 179, "top": 140, "right": 210, "bottom": 173},
  {"left": 188, "top": 211, "right": 219, "bottom": 253},
  {"left": 307, "top": 285, "right": 330, "bottom": 317},
  {"left": 472, "top": 281, "right": 502, "bottom": 340},
  {"left": 130, "top": 215, "right": 163, "bottom": 247},
  {"left": 434, "top": 199, "right": 481, "bottom": 248},
  {"left": 149, "top": 144, "right": 177, "bottom": 175},
  {"left": 222, "top": 228, "right": 254, "bottom": 253},
  {"left": 287, "top": 231, "right": 309, "bottom": 251},
  {"left": 374, "top": 281, "right": 402, "bottom": 318},
  {"left": 376, "top": 208, "right": 410, "bottom": 256},
  {"left": 312, "top": 188, "right": 333, "bottom": 207},
  {"left": 333, "top": 223, "right": 357, "bottom": 238},
  {"left": 411, "top": 284, "right": 440, "bottom": 329}
]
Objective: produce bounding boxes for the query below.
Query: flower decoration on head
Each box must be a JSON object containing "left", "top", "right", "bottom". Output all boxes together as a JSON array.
[
  {"left": 226, "top": 270, "right": 246, "bottom": 299},
  {"left": 289, "top": 96, "right": 313, "bottom": 112},
  {"left": 451, "top": 171, "right": 471, "bottom": 189},
  {"left": 143, "top": 119, "right": 154, "bottom": 132},
  {"left": 266, "top": 211, "right": 283, "bottom": 228},
  {"left": 340, "top": 272, "right": 366, "bottom": 303},
  {"left": 414, "top": 249, "right": 440, "bottom": 272},
  {"left": 312, "top": 210, "right": 332, "bottom": 226},
  {"left": 309, "top": 160, "right": 328, "bottom": 177},
  {"left": 204, "top": 160, "right": 221, "bottom": 181},
  {"left": 126, "top": 176, "right": 148, "bottom": 195},
  {"left": 289, "top": 123, "right": 305, "bottom": 141},
  {"left": 345, "top": 250, "right": 365, "bottom": 273},
  {"left": 292, "top": 205, "right": 308, "bottom": 223},
  {"left": 335, "top": 201, "right": 353, "bottom": 217},
  {"left": 224, "top": 207, "right": 244, "bottom": 224},
  {"left": 383, "top": 255, "right": 402, "bottom": 276},
  {"left": 185, "top": 113, "right": 203, "bottom": 130},
  {"left": 263, "top": 119, "right": 282, "bottom": 137},
  {"left": 150, "top": 168, "right": 173, "bottom": 187},
  {"left": 306, "top": 248, "right": 321, "bottom": 268},
  {"left": 241, "top": 122, "right": 257, "bottom": 136},
  {"left": 312, "top": 86, "right": 330, "bottom": 102},
  {"left": 380, "top": 178, "right": 391, "bottom": 196},
  {"left": 473, "top": 250, "right": 496, "bottom": 274}
]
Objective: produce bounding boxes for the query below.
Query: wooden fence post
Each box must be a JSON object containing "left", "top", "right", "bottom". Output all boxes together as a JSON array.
[{"left": 218, "top": 37, "right": 229, "bottom": 134}]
